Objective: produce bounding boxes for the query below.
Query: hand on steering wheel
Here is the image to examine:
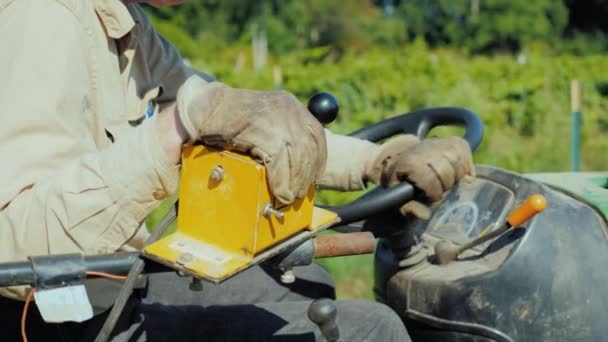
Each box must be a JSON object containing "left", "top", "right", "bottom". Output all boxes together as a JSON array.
[
  {"left": 308, "top": 93, "right": 483, "bottom": 226},
  {"left": 378, "top": 136, "right": 475, "bottom": 219}
]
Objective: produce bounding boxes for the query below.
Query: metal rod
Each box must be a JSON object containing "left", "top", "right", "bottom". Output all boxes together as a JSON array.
[
  {"left": 313, "top": 232, "right": 376, "bottom": 258},
  {"left": 92, "top": 204, "right": 179, "bottom": 342},
  {"left": 456, "top": 223, "right": 510, "bottom": 255},
  {"left": 0, "top": 252, "right": 172, "bottom": 287},
  {"left": 144, "top": 201, "right": 177, "bottom": 246},
  {"left": 94, "top": 259, "right": 145, "bottom": 342}
]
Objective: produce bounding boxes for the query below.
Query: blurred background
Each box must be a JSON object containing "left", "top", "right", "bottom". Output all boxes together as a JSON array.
[{"left": 145, "top": 0, "right": 608, "bottom": 299}]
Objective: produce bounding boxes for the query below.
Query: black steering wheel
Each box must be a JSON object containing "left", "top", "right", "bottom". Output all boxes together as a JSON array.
[{"left": 308, "top": 93, "right": 484, "bottom": 226}]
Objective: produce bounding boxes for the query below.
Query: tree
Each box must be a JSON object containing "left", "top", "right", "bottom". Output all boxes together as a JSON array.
[
  {"left": 564, "top": 0, "right": 608, "bottom": 33},
  {"left": 397, "top": 0, "right": 568, "bottom": 53}
]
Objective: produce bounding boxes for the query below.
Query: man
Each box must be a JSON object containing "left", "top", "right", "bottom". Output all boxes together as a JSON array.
[{"left": 0, "top": 0, "right": 474, "bottom": 341}]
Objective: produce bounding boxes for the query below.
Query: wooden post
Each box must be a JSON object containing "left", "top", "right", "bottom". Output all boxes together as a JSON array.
[
  {"left": 571, "top": 80, "right": 582, "bottom": 172},
  {"left": 470, "top": 0, "right": 479, "bottom": 15},
  {"left": 273, "top": 65, "right": 283, "bottom": 90},
  {"left": 251, "top": 23, "right": 268, "bottom": 71}
]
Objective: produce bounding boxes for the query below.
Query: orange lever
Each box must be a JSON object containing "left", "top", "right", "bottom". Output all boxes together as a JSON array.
[{"left": 507, "top": 194, "right": 547, "bottom": 227}]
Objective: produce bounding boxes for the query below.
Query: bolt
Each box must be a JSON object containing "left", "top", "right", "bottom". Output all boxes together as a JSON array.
[
  {"left": 210, "top": 165, "right": 225, "bottom": 182},
  {"left": 280, "top": 269, "right": 295, "bottom": 284},
  {"left": 189, "top": 277, "right": 203, "bottom": 291},
  {"left": 178, "top": 252, "right": 193, "bottom": 265},
  {"left": 263, "top": 204, "right": 285, "bottom": 220}
]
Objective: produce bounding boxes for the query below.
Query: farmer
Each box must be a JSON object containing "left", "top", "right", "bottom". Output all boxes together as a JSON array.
[{"left": 0, "top": 0, "right": 474, "bottom": 341}]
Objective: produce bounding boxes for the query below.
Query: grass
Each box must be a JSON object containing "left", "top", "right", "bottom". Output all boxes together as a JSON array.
[{"left": 316, "top": 255, "right": 375, "bottom": 300}]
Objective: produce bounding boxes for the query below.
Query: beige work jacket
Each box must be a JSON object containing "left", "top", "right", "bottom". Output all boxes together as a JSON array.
[{"left": 0, "top": 0, "right": 375, "bottom": 300}]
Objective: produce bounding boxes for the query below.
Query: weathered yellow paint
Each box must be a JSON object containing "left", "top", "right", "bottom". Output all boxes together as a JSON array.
[{"left": 144, "top": 145, "right": 338, "bottom": 281}]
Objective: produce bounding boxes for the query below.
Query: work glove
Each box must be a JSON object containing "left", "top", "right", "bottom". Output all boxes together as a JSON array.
[
  {"left": 176, "top": 76, "right": 327, "bottom": 205},
  {"left": 365, "top": 136, "right": 475, "bottom": 220}
]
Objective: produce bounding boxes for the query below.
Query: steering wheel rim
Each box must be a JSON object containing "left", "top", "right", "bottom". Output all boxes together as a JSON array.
[{"left": 321, "top": 107, "right": 484, "bottom": 226}]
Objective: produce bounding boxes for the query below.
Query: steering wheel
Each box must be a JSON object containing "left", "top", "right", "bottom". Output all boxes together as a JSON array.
[{"left": 307, "top": 93, "right": 484, "bottom": 226}]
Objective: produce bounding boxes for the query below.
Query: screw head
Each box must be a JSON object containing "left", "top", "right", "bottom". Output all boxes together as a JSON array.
[
  {"left": 210, "top": 165, "right": 225, "bottom": 182},
  {"left": 178, "top": 252, "right": 193, "bottom": 264},
  {"left": 280, "top": 269, "right": 296, "bottom": 284}
]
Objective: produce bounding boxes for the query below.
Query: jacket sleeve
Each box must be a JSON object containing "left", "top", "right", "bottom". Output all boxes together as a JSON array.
[
  {"left": 318, "top": 129, "right": 381, "bottom": 191},
  {"left": 0, "top": 0, "right": 179, "bottom": 286}
]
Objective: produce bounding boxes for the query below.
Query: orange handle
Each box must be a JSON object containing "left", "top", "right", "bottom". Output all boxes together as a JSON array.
[{"left": 507, "top": 194, "right": 547, "bottom": 227}]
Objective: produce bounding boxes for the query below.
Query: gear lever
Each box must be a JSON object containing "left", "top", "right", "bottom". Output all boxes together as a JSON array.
[
  {"left": 308, "top": 298, "right": 340, "bottom": 341},
  {"left": 308, "top": 92, "right": 339, "bottom": 125},
  {"left": 435, "top": 194, "right": 547, "bottom": 265}
]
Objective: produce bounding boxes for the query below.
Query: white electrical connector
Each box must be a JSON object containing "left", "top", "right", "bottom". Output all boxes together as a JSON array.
[{"left": 34, "top": 285, "right": 93, "bottom": 323}]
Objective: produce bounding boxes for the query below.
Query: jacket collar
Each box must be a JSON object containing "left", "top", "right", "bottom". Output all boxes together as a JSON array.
[{"left": 93, "top": 0, "right": 136, "bottom": 39}]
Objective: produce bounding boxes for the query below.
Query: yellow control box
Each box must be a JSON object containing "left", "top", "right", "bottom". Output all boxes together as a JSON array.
[{"left": 144, "top": 145, "right": 338, "bottom": 282}]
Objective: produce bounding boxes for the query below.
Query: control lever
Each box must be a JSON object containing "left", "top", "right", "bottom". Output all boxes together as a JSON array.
[
  {"left": 308, "top": 92, "right": 339, "bottom": 125},
  {"left": 435, "top": 194, "right": 547, "bottom": 265},
  {"left": 308, "top": 298, "right": 340, "bottom": 342}
]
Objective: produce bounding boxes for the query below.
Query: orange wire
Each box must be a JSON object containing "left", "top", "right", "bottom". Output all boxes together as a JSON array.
[
  {"left": 85, "top": 271, "right": 129, "bottom": 281},
  {"left": 20, "top": 271, "right": 128, "bottom": 342},
  {"left": 21, "top": 288, "right": 35, "bottom": 342}
]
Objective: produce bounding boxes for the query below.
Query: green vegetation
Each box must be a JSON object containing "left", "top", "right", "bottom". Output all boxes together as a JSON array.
[
  {"left": 145, "top": 1, "right": 608, "bottom": 299},
  {"left": 191, "top": 43, "right": 608, "bottom": 180},
  {"left": 147, "top": 0, "right": 608, "bottom": 56}
]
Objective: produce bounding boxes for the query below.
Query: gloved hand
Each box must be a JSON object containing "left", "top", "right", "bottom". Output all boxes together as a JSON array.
[
  {"left": 176, "top": 76, "right": 327, "bottom": 205},
  {"left": 365, "top": 136, "right": 475, "bottom": 220}
]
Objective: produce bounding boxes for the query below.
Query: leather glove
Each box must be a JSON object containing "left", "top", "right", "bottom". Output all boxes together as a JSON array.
[
  {"left": 176, "top": 76, "right": 327, "bottom": 205},
  {"left": 363, "top": 135, "right": 421, "bottom": 185},
  {"left": 365, "top": 136, "right": 475, "bottom": 220}
]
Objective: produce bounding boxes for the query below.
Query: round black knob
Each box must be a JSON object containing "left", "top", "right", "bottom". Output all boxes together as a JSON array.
[
  {"left": 308, "top": 298, "right": 340, "bottom": 341},
  {"left": 307, "top": 92, "right": 339, "bottom": 125}
]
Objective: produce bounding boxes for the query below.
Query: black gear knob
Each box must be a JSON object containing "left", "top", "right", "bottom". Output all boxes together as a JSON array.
[
  {"left": 308, "top": 298, "right": 340, "bottom": 342},
  {"left": 307, "top": 92, "right": 339, "bottom": 125}
]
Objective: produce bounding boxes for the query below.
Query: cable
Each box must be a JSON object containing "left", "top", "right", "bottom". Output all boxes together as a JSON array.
[
  {"left": 85, "top": 271, "right": 128, "bottom": 281},
  {"left": 21, "top": 288, "right": 35, "bottom": 342},
  {"left": 21, "top": 272, "right": 128, "bottom": 342}
]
